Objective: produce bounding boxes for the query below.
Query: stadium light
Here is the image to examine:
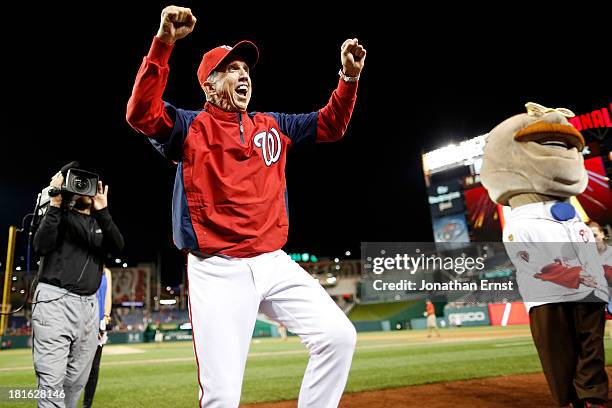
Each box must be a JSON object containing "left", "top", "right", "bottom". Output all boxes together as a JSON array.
[
  {"left": 345, "top": 251, "right": 351, "bottom": 256},
  {"left": 122, "top": 263, "right": 128, "bottom": 268},
  {"left": 422, "top": 134, "right": 488, "bottom": 173},
  {"left": 115, "top": 258, "right": 121, "bottom": 264},
  {"left": 334, "top": 258, "right": 339, "bottom": 263}
]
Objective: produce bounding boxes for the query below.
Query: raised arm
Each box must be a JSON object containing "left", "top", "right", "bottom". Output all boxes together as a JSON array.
[
  {"left": 317, "top": 38, "right": 366, "bottom": 142},
  {"left": 126, "top": 6, "right": 197, "bottom": 140},
  {"left": 33, "top": 173, "right": 64, "bottom": 255},
  {"left": 92, "top": 182, "right": 125, "bottom": 255},
  {"left": 269, "top": 38, "right": 366, "bottom": 145}
]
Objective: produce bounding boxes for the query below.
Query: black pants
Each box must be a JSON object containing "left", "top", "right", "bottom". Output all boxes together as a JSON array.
[
  {"left": 82, "top": 345, "right": 103, "bottom": 408},
  {"left": 529, "top": 301, "right": 609, "bottom": 406}
]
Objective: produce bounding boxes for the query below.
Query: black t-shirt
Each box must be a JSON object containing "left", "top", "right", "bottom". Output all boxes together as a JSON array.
[{"left": 34, "top": 206, "right": 124, "bottom": 295}]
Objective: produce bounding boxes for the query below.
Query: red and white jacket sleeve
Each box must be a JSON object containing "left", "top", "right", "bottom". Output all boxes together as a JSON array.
[
  {"left": 126, "top": 37, "right": 176, "bottom": 139},
  {"left": 316, "top": 79, "right": 358, "bottom": 142}
]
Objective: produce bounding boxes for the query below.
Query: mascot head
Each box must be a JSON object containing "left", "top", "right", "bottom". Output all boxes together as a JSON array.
[{"left": 480, "top": 102, "right": 587, "bottom": 205}]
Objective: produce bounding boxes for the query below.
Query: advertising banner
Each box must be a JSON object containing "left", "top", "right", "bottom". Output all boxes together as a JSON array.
[{"left": 444, "top": 305, "right": 490, "bottom": 327}]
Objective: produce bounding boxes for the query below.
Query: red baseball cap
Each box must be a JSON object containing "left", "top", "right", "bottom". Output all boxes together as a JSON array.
[{"left": 197, "top": 40, "right": 259, "bottom": 85}]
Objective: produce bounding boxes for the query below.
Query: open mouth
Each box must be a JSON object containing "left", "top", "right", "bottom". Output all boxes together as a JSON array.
[
  {"left": 235, "top": 84, "right": 248, "bottom": 98},
  {"left": 538, "top": 140, "right": 571, "bottom": 150},
  {"left": 515, "top": 121, "right": 584, "bottom": 151}
]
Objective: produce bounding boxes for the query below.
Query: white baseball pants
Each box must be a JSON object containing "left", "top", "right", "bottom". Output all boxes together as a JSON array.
[{"left": 187, "top": 249, "right": 356, "bottom": 408}]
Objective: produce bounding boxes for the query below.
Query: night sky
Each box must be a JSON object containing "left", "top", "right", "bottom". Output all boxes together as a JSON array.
[{"left": 1, "top": 4, "right": 609, "bottom": 285}]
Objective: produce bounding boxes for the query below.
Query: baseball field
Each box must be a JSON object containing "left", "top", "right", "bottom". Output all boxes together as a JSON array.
[{"left": 2, "top": 326, "right": 612, "bottom": 407}]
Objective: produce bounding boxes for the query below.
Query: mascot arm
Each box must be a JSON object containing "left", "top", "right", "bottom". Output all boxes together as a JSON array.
[
  {"left": 534, "top": 261, "right": 582, "bottom": 289},
  {"left": 604, "top": 265, "right": 612, "bottom": 286}
]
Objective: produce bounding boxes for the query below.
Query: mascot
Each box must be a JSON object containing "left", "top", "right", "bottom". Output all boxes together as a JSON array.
[{"left": 481, "top": 102, "right": 609, "bottom": 408}]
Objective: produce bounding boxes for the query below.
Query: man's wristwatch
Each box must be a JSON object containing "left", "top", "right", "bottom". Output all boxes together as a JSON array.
[{"left": 338, "top": 69, "right": 359, "bottom": 83}]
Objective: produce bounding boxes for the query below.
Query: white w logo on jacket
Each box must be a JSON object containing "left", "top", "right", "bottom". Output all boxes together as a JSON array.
[{"left": 254, "top": 128, "right": 282, "bottom": 166}]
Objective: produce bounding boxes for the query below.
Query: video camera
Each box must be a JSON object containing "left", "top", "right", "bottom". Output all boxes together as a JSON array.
[{"left": 38, "top": 162, "right": 100, "bottom": 208}]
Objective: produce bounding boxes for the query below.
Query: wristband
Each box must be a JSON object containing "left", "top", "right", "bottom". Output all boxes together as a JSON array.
[{"left": 338, "top": 69, "right": 359, "bottom": 82}]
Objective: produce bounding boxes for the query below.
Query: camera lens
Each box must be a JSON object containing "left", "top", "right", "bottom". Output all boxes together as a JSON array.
[{"left": 71, "top": 176, "right": 91, "bottom": 194}]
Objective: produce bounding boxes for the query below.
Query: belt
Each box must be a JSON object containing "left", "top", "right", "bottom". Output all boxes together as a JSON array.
[
  {"left": 36, "top": 282, "right": 96, "bottom": 300},
  {"left": 189, "top": 250, "right": 233, "bottom": 260}
]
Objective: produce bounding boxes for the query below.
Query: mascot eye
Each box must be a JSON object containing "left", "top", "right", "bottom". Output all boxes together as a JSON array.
[
  {"left": 525, "top": 102, "right": 575, "bottom": 118},
  {"left": 553, "top": 107, "right": 575, "bottom": 118}
]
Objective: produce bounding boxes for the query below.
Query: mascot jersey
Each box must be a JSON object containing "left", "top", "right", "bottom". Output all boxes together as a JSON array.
[{"left": 503, "top": 201, "right": 608, "bottom": 310}]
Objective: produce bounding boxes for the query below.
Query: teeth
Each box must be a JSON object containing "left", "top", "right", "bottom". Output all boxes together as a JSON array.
[
  {"left": 237, "top": 85, "right": 248, "bottom": 91},
  {"left": 541, "top": 141, "right": 569, "bottom": 149}
]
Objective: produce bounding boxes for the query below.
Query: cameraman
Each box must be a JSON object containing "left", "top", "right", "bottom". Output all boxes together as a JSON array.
[{"left": 32, "top": 171, "right": 124, "bottom": 408}]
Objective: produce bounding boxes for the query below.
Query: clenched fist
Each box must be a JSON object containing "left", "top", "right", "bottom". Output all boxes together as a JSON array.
[
  {"left": 341, "top": 38, "right": 366, "bottom": 78},
  {"left": 156, "top": 6, "right": 197, "bottom": 45}
]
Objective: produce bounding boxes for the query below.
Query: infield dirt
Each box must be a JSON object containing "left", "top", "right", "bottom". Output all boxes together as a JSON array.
[{"left": 245, "top": 367, "right": 612, "bottom": 407}]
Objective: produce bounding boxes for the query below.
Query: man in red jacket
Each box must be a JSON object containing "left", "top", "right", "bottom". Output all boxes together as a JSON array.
[{"left": 127, "top": 6, "right": 366, "bottom": 408}]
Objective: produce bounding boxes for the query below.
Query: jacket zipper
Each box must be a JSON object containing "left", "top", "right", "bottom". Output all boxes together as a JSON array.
[{"left": 238, "top": 112, "right": 244, "bottom": 144}]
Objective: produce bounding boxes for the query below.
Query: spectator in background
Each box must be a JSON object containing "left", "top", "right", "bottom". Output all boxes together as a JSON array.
[
  {"left": 589, "top": 221, "right": 611, "bottom": 266},
  {"left": 278, "top": 323, "right": 288, "bottom": 341},
  {"left": 83, "top": 267, "right": 112, "bottom": 408},
  {"left": 425, "top": 300, "right": 440, "bottom": 338},
  {"left": 589, "top": 221, "right": 612, "bottom": 340}
]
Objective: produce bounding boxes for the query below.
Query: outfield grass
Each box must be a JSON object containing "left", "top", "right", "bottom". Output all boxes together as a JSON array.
[
  {"left": 1, "top": 326, "right": 611, "bottom": 407},
  {"left": 347, "top": 300, "right": 419, "bottom": 321}
]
